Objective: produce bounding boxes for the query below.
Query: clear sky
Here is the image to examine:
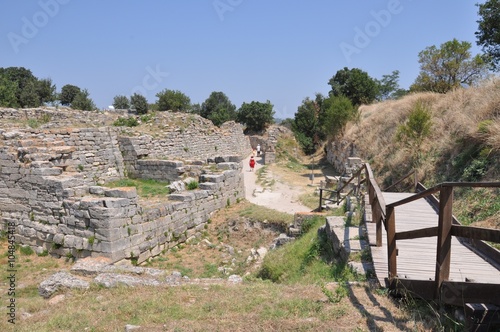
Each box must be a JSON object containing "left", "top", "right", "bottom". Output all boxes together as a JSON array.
[{"left": 1, "top": 0, "right": 485, "bottom": 119}]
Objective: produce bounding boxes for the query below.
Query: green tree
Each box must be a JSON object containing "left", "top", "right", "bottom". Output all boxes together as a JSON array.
[
  {"left": 19, "top": 79, "right": 40, "bottom": 108},
  {"left": 476, "top": 0, "right": 500, "bottom": 71},
  {"left": 410, "top": 39, "right": 489, "bottom": 93},
  {"left": 319, "top": 95, "right": 356, "bottom": 138},
  {"left": 396, "top": 100, "right": 432, "bottom": 168},
  {"left": 375, "top": 70, "right": 407, "bottom": 100},
  {"left": 0, "top": 73, "right": 18, "bottom": 107},
  {"left": 130, "top": 93, "right": 148, "bottom": 114},
  {"left": 36, "top": 78, "right": 56, "bottom": 105},
  {"left": 60, "top": 84, "right": 81, "bottom": 106},
  {"left": 328, "top": 67, "right": 378, "bottom": 106},
  {"left": 156, "top": 89, "right": 191, "bottom": 112},
  {"left": 292, "top": 94, "right": 324, "bottom": 154},
  {"left": 71, "top": 89, "right": 95, "bottom": 111},
  {"left": 0, "top": 67, "right": 37, "bottom": 107},
  {"left": 236, "top": 100, "right": 275, "bottom": 132},
  {"left": 200, "top": 91, "right": 237, "bottom": 126},
  {"left": 113, "top": 95, "right": 130, "bottom": 109}
]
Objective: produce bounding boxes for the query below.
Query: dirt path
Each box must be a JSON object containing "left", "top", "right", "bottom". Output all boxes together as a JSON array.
[{"left": 242, "top": 154, "right": 311, "bottom": 214}]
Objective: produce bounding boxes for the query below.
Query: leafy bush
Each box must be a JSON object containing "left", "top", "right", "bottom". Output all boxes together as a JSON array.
[
  {"left": 156, "top": 89, "right": 191, "bottom": 112},
  {"left": 113, "top": 95, "right": 130, "bottom": 109},
  {"left": 187, "top": 180, "right": 199, "bottom": 190},
  {"left": 19, "top": 245, "right": 34, "bottom": 256},
  {"left": 462, "top": 158, "right": 489, "bottom": 181},
  {"left": 71, "top": 89, "right": 96, "bottom": 111},
  {"left": 396, "top": 100, "right": 432, "bottom": 167},
  {"left": 113, "top": 117, "right": 139, "bottom": 127},
  {"left": 236, "top": 100, "right": 275, "bottom": 132},
  {"left": 131, "top": 93, "right": 148, "bottom": 114}
]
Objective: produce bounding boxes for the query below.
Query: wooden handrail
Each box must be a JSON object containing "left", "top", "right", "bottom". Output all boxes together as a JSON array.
[
  {"left": 383, "top": 168, "right": 417, "bottom": 192},
  {"left": 318, "top": 163, "right": 367, "bottom": 210},
  {"left": 384, "top": 181, "right": 500, "bottom": 302}
]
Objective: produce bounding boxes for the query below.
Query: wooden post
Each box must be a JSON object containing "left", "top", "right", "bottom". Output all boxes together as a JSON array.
[
  {"left": 434, "top": 186, "right": 453, "bottom": 300},
  {"left": 318, "top": 188, "right": 323, "bottom": 212},
  {"left": 374, "top": 197, "right": 382, "bottom": 247},
  {"left": 413, "top": 169, "right": 417, "bottom": 191},
  {"left": 387, "top": 206, "right": 397, "bottom": 279}
]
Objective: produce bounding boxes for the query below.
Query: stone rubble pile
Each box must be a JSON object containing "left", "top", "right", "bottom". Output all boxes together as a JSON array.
[{"left": 38, "top": 257, "right": 243, "bottom": 299}]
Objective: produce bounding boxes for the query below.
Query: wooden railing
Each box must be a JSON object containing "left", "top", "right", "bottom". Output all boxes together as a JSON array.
[
  {"left": 385, "top": 182, "right": 500, "bottom": 301},
  {"left": 318, "top": 164, "right": 367, "bottom": 210},
  {"left": 382, "top": 168, "right": 417, "bottom": 192}
]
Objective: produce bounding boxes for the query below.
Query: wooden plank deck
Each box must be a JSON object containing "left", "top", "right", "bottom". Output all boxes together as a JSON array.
[{"left": 365, "top": 192, "right": 500, "bottom": 287}]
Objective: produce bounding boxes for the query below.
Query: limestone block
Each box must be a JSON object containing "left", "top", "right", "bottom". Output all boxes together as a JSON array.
[
  {"left": 53, "top": 233, "right": 64, "bottom": 245},
  {"left": 63, "top": 235, "right": 81, "bottom": 249},
  {"left": 198, "top": 182, "right": 218, "bottom": 191},
  {"left": 200, "top": 174, "right": 224, "bottom": 183},
  {"left": 44, "top": 175, "right": 85, "bottom": 189},
  {"left": 94, "top": 227, "right": 126, "bottom": 242},
  {"left": 217, "top": 162, "right": 239, "bottom": 170},
  {"left": 88, "top": 207, "right": 127, "bottom": 219},
  {"left": 89, "top": 217, "right": 128, "bottom": 230},
  {"left": 102, "top": 197, "right": 131, "bottom": 208},
  {"left": 30, "top": 168, "right": 63, "bottom": 176},
  {"left": 193, "top": 190, "right": 209, "bottom": 200},
  {"left": 96, "top": 239, "right": 128, "bottom": 253},
  {"left": 104, "top": 187, "right": 137, "bottom": 199},
  {"left": 131, "top": 215, "right": 143, "bottom": 224},
  {"left": 168, "top": 193, "right": 195, "bottom": 202}
]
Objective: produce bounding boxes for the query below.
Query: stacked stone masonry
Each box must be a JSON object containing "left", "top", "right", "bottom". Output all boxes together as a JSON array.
[{"left": 0, "top": 108, "right": 251, "bottom": 263}]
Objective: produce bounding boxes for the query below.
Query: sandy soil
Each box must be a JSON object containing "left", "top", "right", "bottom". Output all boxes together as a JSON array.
[{"left": 242, "top": 154, "right": 312, "bottom": 214}]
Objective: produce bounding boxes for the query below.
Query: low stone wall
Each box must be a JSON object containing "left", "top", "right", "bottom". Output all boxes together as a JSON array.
[
  {"left": 10, "top": 162, "right": 243, "bottom": 263},
  {"left": 325, "top": 138, "right": 360, "bottom": 174}
]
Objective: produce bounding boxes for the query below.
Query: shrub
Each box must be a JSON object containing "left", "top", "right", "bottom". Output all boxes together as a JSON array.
[
  {"left": 113, "top": 117, "right": 139, "bottom": 127},
  {"left": 19, "top": 245, "right": 34, "bottom": 256},
  {"left": 187, "top": 180, "right": 199, "bottom": 190}
]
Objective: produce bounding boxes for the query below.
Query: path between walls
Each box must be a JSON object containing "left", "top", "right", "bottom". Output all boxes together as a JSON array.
[{"left": 242, "top": 154, "right": 311, "bottom": 214}]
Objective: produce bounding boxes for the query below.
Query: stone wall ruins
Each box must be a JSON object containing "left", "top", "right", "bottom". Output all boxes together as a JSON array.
[
  {"left": 0, "top": 108, "right": 251, "bottom": 263},
  {"left": 325, "top": 138, "right": 360, "bottom": 175}
]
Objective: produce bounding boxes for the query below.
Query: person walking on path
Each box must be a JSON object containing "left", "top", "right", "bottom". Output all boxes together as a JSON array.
[
  {"left": 249, "top": 155, "right": 256, "bottom": 171},
  {"left": 256, "top": 144, "right": 261, "bottom": 156}
]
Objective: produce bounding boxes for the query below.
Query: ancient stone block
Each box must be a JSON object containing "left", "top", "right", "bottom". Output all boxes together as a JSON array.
[{"left": 104, "top": 187, "right": 137, "bottom": 199}]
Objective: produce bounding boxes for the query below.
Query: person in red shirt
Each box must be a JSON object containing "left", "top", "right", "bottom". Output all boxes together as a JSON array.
[{"left": 249, "top": 156, "right": 255, "bottom": 171}]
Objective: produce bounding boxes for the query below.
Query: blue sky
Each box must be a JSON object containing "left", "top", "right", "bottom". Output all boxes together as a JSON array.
[{"left": 1, "top": 0, "right": 485, "bottom": 119}]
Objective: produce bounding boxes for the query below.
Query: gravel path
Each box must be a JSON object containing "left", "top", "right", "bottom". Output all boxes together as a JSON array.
[{"left": 242, "top": 154, "right": 311, "bottom": 214}]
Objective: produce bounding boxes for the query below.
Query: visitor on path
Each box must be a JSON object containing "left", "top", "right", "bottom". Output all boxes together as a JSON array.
[
  {"left": 256, "top": 144, "right": 261, "bottom": 156},
  {"left": 249, "top": 156, "right": 255, "bottom": 171}
]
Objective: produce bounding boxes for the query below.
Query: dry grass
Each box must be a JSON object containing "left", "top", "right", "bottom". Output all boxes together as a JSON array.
[
  {"left": 347, "top": 78, "right": 500, "bottom": 187},
  {"left": 0, "top": 236, "right": 437, "bottom": 332}
]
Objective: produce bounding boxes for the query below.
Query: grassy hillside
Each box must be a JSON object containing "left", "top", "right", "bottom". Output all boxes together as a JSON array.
[{"left": 343, "top": 77, "right": 499, "bottom": 229}]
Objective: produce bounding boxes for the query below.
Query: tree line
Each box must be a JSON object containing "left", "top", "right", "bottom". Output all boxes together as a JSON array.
[{"left": 0, "top": 0, "right": 498, "bottom": 152}]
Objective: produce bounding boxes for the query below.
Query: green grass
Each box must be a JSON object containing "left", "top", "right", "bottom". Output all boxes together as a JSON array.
[
  {"left": 113, "top": 116, "right": 139, "bottom": 127},
  {"left": 187, "top": 180, "right": 199, "bottom": 190},
  {"left": 256, "top": 216, "right": 364, "bottom": 286},
  {"left": 105, "top": 178, "right": 170, "bottom": 198},
  {"left": 238, "top": 204, "right": 292, "bottom": 229},
  {"left": 454, "top": 188, "right": 500, "bottom": 226}
]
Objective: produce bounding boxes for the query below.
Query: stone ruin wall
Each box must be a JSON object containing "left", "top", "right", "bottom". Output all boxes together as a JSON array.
[
  {"left": 0, "top": 108, "right": 252, "bottom": 264},
  {"left": 119, "top": 121, "right": 249, "bottom": 182},
  {"left": 325, "top": 138, "right": 360, "bottom": 175}
]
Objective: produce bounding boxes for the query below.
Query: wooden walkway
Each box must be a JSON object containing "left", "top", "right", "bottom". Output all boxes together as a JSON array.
[{"left": 365, "top": 192, "right": 500, "bottom": 287}]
